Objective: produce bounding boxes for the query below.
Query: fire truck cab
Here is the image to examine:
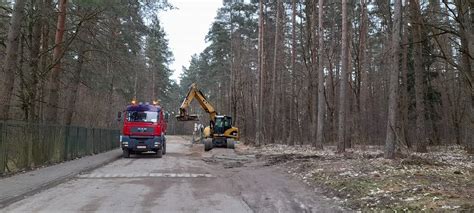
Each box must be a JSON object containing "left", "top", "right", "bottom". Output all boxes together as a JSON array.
[{"left": 119, "top": 101, "right": 168, "bottom": 158}]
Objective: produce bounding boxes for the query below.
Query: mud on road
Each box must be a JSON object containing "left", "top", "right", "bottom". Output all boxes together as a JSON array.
[{"left": 3, "top": 136, "right": 345, "bottom": 212}]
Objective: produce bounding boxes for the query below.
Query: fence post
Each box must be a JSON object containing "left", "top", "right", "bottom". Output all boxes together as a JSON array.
[
  {"left": 100, "top": 129, "right": 104, "bottom": 152},
  {"left": 117, "top": 130, "right": 120, "bottom": 148},
  {"left": 108, "top": 130, "right": 112, "bottom": 150},
  {"left": 95, "top": 128, "right": 99, "bottom": 154},
  {"left": 113, "top": 130, "right": 117, "bottom": 149},
  {"left": 74, "top": 127, "right": 79, "bottom": 159},
  {"left": 46, "top": 125, "right": 53, "bottom": 163},
  {"left": 20, "top": 124, "right": 28, "bottom": 169},
  {"left": 27, "top": 123, "right": 33, "bottom": 168},
  {"left": 103, "top": 129, "right": 107, "bottom": 151},
  {"left": 80, "top": 127, "right": 86, "bottom": 157},
  {"left": 50, "top": 126, "right": 57, "bottom": 162},
  {"left": 78, "top": 127, "right": 83, "bottom": 157},
  {"left": 109, "top": 130, "right": 113, "bottom": 150},
  {"left": 38, "top": 124, "right": 46, "bottom": 164},
  {"left": 87, "top": 128, "right": 92, "bottom": 155},
  {"left": 32, "top": 123, "right": 39, "bottom": 166},
  {"left": 64, "top": 126, "right": 69, "bottom": 161},
  {"left": 0, "top": 122, "right": 5, "bottom": 174},
  {"left": 106, "top": 130, "right": 110, "bottom": 151},
  {"left": 113, "top": 130, "right": 117, "bottom": 148},
  {"left": 113, "top": 130, "right": 116, "bottom": 149},
  {"left": 94, "top": 128, "right": 99, "bottom": 154}
]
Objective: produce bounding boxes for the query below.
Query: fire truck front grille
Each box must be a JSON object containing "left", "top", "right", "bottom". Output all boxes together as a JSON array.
[{"left": 131, "top": 127, "right": 155, "bottom": 133}]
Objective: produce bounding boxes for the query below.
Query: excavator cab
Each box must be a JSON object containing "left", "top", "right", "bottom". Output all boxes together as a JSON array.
[{"left": 213, "top": 115, "right": 232, "bottom": 134}]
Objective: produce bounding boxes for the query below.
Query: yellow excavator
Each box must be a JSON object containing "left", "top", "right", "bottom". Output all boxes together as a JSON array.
[{"left": 176, "top": 83, "right": 239, "bottom": 151}]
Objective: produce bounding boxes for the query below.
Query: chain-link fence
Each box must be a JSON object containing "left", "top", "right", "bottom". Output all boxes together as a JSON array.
[{"left": 0, "top": 121, "right": 120, "bottom": 176}]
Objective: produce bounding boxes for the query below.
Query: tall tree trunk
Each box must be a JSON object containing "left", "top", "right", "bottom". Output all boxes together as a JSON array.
[
  {"left": 306, "top": 0, "right": 315, "bottom": 146},
  {"left": 306, "top": 0, "right": 314, "bottom": 146},
  {"left": 400, "top": 15, "right": 410, "bottom": 148},
  {"left": 289, "top": 0, "right": 297, "bottom": 146},
  {"left": 45, "top": 0, "right": 67, "bottom": 124},
  {"left": 0, "top": 0, "right": 27, "bottom": 120},
  {"left": 257, "top": 0, "right": 264, "bottom": 145},
  {"left": 28, "top": 0, "right": 43, "bottom": 121},
  {"left": 359, "top": 0, "right": 369, "bottom": 145},
  {"left": 271, "top": 0, "right": 282, "bottom": 144},
  {"left": 64, "top": 17, "right": 88, "bottom": 126},
  {"left": 278, "top": 6, "right": 286, "bottom": 144},
  {"left": 18, "top": 35, "right": 27, "bottom": 119},
  {"left": 431, "top": 0, "right": 449, "bottom": 145},
  {"left": 455, "top": 0, "right": 473, "bottom": 153},
  {"left": 345, "top": 25, "right": 353, "bottom": 149},
  {"left": 337, "top": 0, "right": 349, "bottom": 153},
  {"left": 411, "top": 0, "right": 427, "bottom": 152},
  {"left": 327, "top": 44, "right": 336, "bottom": 143},
  {"left": 315, "top": 0, "right": 324, "bottom": 149},
  {"left": 230, "top": 11, "right": 237, "bottom": 131},
  {"left": 385, "top": 0, "right": 402, "bottom": 159},
  {"left": 38, "top": 0, "right": 52, "bottom": 122},
  {"left": 64, "top": 46, "right": 85, "bottom": 126},
  {"left": 467, "top": 1, "right": 473, "bottom": 154}
]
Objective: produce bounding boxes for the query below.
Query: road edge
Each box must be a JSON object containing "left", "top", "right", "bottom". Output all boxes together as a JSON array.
[{"left": 0, "top": 150, "right": 122, "bottom": 208}]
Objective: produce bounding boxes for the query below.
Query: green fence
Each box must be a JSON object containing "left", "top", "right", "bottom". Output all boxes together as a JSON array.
[{"left": 0, "top": 121, "right": 120, "bottom": 175}]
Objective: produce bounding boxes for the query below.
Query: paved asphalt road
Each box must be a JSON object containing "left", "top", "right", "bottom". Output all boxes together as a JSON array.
[{"left": 3, "top": 136, "right": 344, "bottom": 212}]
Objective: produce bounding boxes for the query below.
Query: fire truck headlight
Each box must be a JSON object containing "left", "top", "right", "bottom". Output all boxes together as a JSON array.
[{"left": 122, "top": 141, "right": 128, "bottom": 147}]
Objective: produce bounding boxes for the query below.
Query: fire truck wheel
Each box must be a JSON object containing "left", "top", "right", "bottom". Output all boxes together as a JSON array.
[
  {"left": 122, "top": 149, "right": 130, "bottom": 158},
  {"left": 162, "top": 142, "right": 167, "bottom": 155},
  {"left": 156, "top": 148, "right": 163, "bottom": 158}
]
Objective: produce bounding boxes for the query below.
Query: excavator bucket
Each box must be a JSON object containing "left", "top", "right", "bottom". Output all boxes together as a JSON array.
[{"left": 176, "top": 114, "right": 199, "bottom": 121}]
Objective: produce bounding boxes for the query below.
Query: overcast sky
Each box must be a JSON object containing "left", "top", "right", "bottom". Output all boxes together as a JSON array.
[{"left": 159, "top": 0, "right": 223, "bottom": 84}]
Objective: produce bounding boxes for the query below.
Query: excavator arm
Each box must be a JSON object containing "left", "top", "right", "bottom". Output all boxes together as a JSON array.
[{"left": 176, "top": 83, "right": 217, "bottom": 122}]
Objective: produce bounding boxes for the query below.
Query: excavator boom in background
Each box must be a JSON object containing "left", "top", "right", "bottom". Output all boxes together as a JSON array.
[{"left": 176, "top": 83, "right": 216, "bottom": 122}]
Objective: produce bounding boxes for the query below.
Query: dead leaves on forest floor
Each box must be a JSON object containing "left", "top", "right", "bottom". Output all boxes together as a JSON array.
[{"left": 242, "top": 144, "right": 474, "bottom": 212}]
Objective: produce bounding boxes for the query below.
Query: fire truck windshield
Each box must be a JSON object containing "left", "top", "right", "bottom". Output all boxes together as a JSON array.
[{"left": 126, "top": 111, "right": 158, "bottom": 123}]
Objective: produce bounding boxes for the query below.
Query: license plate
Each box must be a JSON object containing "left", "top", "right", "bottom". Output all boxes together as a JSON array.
[{"left": 137, "top": 145, "right": 147, "bottom": 149}]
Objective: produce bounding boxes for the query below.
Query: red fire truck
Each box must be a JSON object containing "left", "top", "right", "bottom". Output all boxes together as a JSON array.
[{"left": 118, "top": 101, "right": 168, "bottom": 158}]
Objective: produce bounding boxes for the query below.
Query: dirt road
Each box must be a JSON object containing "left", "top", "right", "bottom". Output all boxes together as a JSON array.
[{"left": 3, "top": 136, "right": 344, "bottom": 212}]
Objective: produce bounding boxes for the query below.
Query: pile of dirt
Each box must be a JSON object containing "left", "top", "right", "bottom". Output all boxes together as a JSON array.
[
  {"left": 247, "top": 144, "right": 474, "bottom": 212},
  {"left": 201, "top": 147, "right": 256, "bottom": 169},
  {"left": 186, "top": 144, "right": 204, "bottom": 157},
  {"left": 257, "top": 154, "right": 321, "bottom": 166}
]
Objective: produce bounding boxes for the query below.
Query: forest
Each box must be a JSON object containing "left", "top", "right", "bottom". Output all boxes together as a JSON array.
[
  {"left": 0, "top": 0, "right": 473, "bottom": 158},
  {"left": 179, "top": 0, "right": 473, "bottom": 158},
  {"left": 0, "top": 0, "right": 473, "bottom": 210},
  {"left": 0, "top": 0, "right": 178, "bottom": 128}
]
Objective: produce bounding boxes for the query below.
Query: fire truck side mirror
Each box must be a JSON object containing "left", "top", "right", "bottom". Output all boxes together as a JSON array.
[
  {"left": 117, "top": 111, "right": 122, "bottom": 121},
  {"left": 164, "top": 112, "right": 169, "bottom": 122}
]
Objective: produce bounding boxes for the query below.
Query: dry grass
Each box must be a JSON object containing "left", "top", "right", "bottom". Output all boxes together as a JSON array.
[{"left": 244, "top": 144, "right": 474, "bottom": 212}]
